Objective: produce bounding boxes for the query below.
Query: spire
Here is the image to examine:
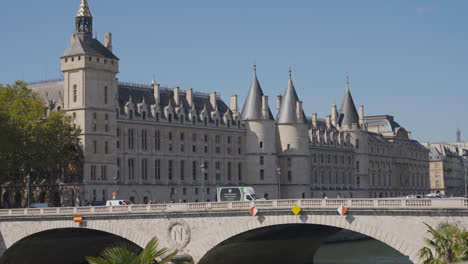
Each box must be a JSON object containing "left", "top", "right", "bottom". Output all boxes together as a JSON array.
[
  {"left": 277, "top": 71, "right": 306, "bottom": 124},
  {"left": 76, "top": 0, "right": 92, "bottom": 17},
  {"left": 338, "top": 73, "right": 360, "bottom": 128},
  {"left": 241, "top": 66, "right": 273, "bottom": 120},
  {"left": 75, "top": 0, "right": 93, "bottom": 36}
]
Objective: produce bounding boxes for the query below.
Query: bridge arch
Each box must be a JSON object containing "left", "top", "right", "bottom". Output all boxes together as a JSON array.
[
  {"left": 191, "top": 213, "right": 416, "bottom": 263},
  {"left": 0, "top": 227, "right": 143, "bottom": 264}
]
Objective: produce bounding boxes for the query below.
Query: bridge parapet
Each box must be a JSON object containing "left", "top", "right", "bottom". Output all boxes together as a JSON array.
[{"left": 0, "top": 198, "right": 466, "bottom": 217}]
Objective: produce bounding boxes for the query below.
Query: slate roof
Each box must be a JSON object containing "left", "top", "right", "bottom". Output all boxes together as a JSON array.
[
  {"left": 62, "top": 35, "right": 119, "bottom": 60},
  {"left": 338, "top": 86, "right": 360, "bottom": 127},
  {"left": 276, "top": 78, "right": 306, "bottom": 124},
  {"left": 118, "top": 84, "right": 230, "bottom": 121},
  {"left": 240, "top": 71, "right": 274, "bottom": 120},
  {"left": 29, "top": 80, "right": 64, "bottom": 111}
]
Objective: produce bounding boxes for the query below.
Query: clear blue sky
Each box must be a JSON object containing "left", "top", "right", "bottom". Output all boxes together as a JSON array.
[{"left": 1, "top": 0, "right": 467, "bottom": 142}]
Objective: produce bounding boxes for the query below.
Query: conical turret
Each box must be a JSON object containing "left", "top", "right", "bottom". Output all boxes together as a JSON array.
[
  {"left": 339, "top": 74, "right": 359, "bottom": 128},
  {"left": 276, "top": 74, "right": 306, "bottom": 124},
  {"left": 241, "top": 67, "right": 273, "bottom": 120}
]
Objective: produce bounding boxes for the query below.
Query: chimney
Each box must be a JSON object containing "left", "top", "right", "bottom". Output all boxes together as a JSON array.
[
  {"left": 210, "top": 92, "right": 217, "bottom": 109},
  {"left": 262, "top": 96, "right": 269, "bottom": 119},
  {"left": 174, "top": 87, "right": 180, "bottom": 106},
  {"left": 186, "top": 88, "right": 193, "bottom": 108},
  {"left": 276, "top": 95, "right": 282, "bottom": 115},
  {"left": 153, "top": 79, "right": 160, "bottom": 105},
  {"left": 359, "top": 105, "right": 364, "bottom": 126},
  {"left": 331, "top": 104, "right": 337, "bottom": 126},
  {"left": 296, "top": 101, "right": 303, "bottom": 122},
  {"left": 104, "top": 32, "right": 112, "bottom": 52},
  {"left": 326, "top": 115, "right": 331, "bottom": 129},
  {"left": 230, "top": 95, "right": 238, "bottom": 113},
  {"left": 312, "top": 113, "right": 317, "bottom": 128}
]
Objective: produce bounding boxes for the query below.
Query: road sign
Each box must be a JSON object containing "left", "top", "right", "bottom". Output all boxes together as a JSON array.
[
  {"left": 291, "top": 204, "right": 302, "bottom": 215},
  {"left": 337, "top": 205, "right": 347, "bottom": 216},
  {"left": 73, "top": 215, "right": 83, "bottom": 223},
  {"left": 249, "top": 207, "right": 258, "bottom": 216}
]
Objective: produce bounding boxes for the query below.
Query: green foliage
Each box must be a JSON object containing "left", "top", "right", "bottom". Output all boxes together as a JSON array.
[
  {"left": 0, "top": 81, "right": 81, "bottom": 186},
  {"left": 418, "top": 222, "right": 468, "bottom": 263},
  {"left": 85, "top": 236, "right": 178, "bottom": 264}
]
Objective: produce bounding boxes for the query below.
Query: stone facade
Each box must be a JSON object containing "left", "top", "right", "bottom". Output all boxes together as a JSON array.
[{"left": 29, "top": 0, "right": 430, "bottom": 204}]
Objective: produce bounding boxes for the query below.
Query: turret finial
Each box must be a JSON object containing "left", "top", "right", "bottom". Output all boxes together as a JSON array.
[
  {"left": 253, "top": 61, "right": 256, "bottom": 73},
  {"left": 289, "top": 66, "right": 292, "bottom": 80},
  {"left": 346, "top": 72, "right": 350, "bottom": 91},
  {"left": 76, "top": 0, "right": 92, "bottom": 17}
]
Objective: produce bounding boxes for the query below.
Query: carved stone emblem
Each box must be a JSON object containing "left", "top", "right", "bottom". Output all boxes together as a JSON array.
[{"left": 168, "top": 220, "right": 191, "bottom": 249}]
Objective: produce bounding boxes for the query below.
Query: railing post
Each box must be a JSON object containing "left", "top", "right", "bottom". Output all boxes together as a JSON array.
[
  {"left": 73, "top": 207, "right": 77, "bottom": 213},
  {"left": 321, "top": 199, "right": 326, "bottom": 207},
  {"left": 374, "top": 199, "right": 378, "bottom": 207},
  {"left": 109, "top": 206, "right": 113, "bottom": 213},
  {"left": 91, "top": 207, "right": 95, "bottom": 213},
  {"left": 8, "top": 209, "right": 11, "bottom": 216},
  {"left": 40, "top": 208, "right": 44, "bottom": 215}
]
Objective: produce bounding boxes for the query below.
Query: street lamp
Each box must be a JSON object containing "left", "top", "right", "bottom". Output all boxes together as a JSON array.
[
  {"left": 26, "top": 173, "right": 31, "bottom": 208},
  {"left": 276, "top": 167, "right": 281, "bottom": 199},
  {"left": 201, "top": 163, "right": 207, "bottom": 202}
]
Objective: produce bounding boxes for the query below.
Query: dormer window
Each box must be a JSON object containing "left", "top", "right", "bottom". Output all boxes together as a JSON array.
[
  {"left": 168, "top": 114, "right": 172, "bottom": 122},
  {"left": 129, "top": 110, "right": 133, "bottom": 120},
  {"left": 155, "top": 113, "right": 160, "bottom": 121},
  {"left": 142, "top": 112, "right": 146, "bottom": 120},
  {"left": 204, "top": 117, "right": 207, "bottom": 126},
  {"left": 216, "top": 119, "right": 219, "bottom": 127},
  {"left": 65, "top": 58, "right": 68, "bottom": 63},
  {"left": 180, "top": 116, "right": 184, "bottom": 124},
  {"left": 259, "top": 141, "right": 263, "bottom": 148},
  {"left": 78, "top": 56, "right": 81, "bottom": 61}
]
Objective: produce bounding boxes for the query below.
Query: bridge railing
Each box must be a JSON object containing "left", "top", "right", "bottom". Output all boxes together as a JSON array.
[{"left": 0, "top": 198, "right": 466, "bottom": 217}]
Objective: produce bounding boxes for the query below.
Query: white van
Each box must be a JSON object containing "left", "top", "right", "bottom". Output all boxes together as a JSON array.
[{"left": 106, "top": 200, "right": 133, "bottom": 206}]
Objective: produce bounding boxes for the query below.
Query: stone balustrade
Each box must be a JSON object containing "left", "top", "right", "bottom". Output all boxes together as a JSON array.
[{"left": 0, "top": 198, "right": 466, "bottom": 217}]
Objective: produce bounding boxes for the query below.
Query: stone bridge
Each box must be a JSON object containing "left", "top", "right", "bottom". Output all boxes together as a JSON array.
[{"left": 1, "top": 198, "right": 468, "bottom": 263}]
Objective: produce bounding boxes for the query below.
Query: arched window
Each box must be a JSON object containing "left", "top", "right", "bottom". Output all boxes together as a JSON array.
[
  {"left": 259, "top": 141, "right": 263, "bottom": 148},
  {"left": 104, "top": 86, "right": 108, "bottom": 104}
]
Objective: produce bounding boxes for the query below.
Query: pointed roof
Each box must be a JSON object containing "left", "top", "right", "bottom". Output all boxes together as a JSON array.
[
  {"left": 277, "top": 77, "right": 306, "bottom": 124},
  {"left": 76, "top": 0, "right": 92, "bottom": 17},
  {"left": 241, "top": 69, "right": 274, "bottom": 120},
  {"left": 338, "top": 75, "right": 359, "bottom": 127},
  {"left": 62, "top": 34, "right": 119, "bottom": 59}
]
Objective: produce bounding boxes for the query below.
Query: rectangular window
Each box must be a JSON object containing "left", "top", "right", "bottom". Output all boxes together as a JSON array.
[
  {"left": 180, "top": 133, "right": 184, "bottom": 141},
  {"left": 435, "top": 172, "right": 439, "bottom": 178},
  {"left": 260, "top": 169, "right": 265, "bottom": 180},
  {"left": 168, "top": 160, "right": 173, "bottom": 180},
  {"left": 204, "top": 161, "right": 208, "bottom": 180},
  {"left": 90, "top": 165, "right": 96, "bottom": 181},
  {"left": 356, "top": 161, "right": 360, "bottom": 173},
  {"left": 215, "top": 161, "right": 220, "bottom": 170},
  {"left": 192, "top": 133, "right": 197, "bottom": 142},
  {"left": 101, "top": 165, "right": 107, "bottom": 180},
  {"left": 287, "top": 158, "right": 291, "bottom": 168},
  {"left": 216, "top": 173, "right": 221, "bottom": 181},
  {"left": 227, "top": 162, "right": 232, "bottom": 181},
  {"left": 288, "top": 170, "right": 292, "bottom": 182},
  {"left": 155, "top": 159, "right": 161, "bottom": 180},
  {"left": 169, "top": 132, "right": 173, "bottom": 141},
  {"left": 128, "top": 159, "right": 134, "bottom": 180},
  {"left": 155, "top": 130, "right": 160, "bottom": 151},
  {"left": 117, "top": 158, "right": 120, "bottom": 179},
  {"left": 238, "top": 162, "right": 242, "bottom": 181},
  {"left": 260, "top": 156, "right": 264, "bottom": 165},
  {"left": 142, "top": 130, "right": 147, "bottom": 150},
  {"left": 142, "top": 159, "right": 148, "bottom": 180},
  {"left": 105, "top": 141, "right": 109, "bottom": 154},
  {"left": 104, "top": 86, "right": 108, "bottom": 104},
  {"left": 227, "top": 136, "right": 231, "bottom": 143},
  {"left": 192, "top": 161, "right": 197, "bottom": 180},
  {"left": 128, "top": 129, "right": 134, "bottom": 149},
  {"left": 180, "top": 160, "right": 185, "bottom": 180},
  {"left": 93, "top": 140, "right": 97, "bottom": 154},
  {"left": 215, "top": 135, "right": 220, "bottom": 144},
  {"left": 356, "top": 139, "right": 359, "bottom": 149},
  {"left": 204, "top": 134, "right": 208, "bottom": 142},
  {"left": 73, "top": 85, "right": 77, "bottom": 103}
]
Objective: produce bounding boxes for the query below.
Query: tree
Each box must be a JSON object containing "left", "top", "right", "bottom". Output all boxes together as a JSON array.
[
  {"left": 85, "top": 236, "right": 178, "bottom": 264},
  {"left": 0, "top": 81, "right": 82, "bottom": 206},
  {"left": 418, "top": 222, "right": 468, "bottom": 264}
]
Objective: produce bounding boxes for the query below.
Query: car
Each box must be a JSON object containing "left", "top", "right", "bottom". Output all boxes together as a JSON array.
[
  {"left": 90, "top": 200, "right": 106, "bottom": 206},
  {"left": 105, "top": 200, "right": 133, "bottom": 206},
  {"left": 30, "top": 203, "right": 54, "bottom": 208},
  {"left": 425, "top": 193, "right": 448, "bottom": 198},
  {"left": 406, "top": 194, "right": 424, "bottom": 199}
]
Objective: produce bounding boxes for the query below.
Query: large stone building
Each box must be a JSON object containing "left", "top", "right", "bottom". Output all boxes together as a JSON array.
[{"left": 29, "top": 0, "right": 430, "bottom": 204}]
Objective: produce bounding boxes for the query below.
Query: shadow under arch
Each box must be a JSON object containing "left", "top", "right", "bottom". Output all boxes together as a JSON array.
[
  {"left": 0, "top": 227, "right": 142, "bottom": 264},
  {"left": 199, "top": 223, "right": 412, "bottom": 264}
]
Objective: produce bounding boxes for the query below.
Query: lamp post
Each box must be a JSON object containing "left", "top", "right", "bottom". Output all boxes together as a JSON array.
[
  {"left": 26, "top": 173, "right": 31, "bottom": 208},
  {"left": 276, "top": 167, "right": 281, "bottom": 199},
  {"left": 201, "top": 163, "right": 207, "bottom": 202}
]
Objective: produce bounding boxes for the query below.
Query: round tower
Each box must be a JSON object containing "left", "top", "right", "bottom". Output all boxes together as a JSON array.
[
  {"left": 241, "top": 67, "right": 278, "bottom": 199},
  {"left": 276, "top": 73, "right": 310, "bottom": 198}
]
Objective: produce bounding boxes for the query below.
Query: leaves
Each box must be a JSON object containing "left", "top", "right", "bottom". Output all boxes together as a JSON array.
[
  {"left": 85, "top": 236, "right": 178, "bottom": 264},
  {"left": 418, "top": 222, "right": 468, "bottom": 263},
  {"left": 0, "top": 81, "right": 81, "bottom": 187}
]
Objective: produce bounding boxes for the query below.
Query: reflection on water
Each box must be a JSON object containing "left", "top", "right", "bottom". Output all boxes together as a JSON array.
[{"left": 314, "top": 238, "right": 412, "bottom": 264}]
